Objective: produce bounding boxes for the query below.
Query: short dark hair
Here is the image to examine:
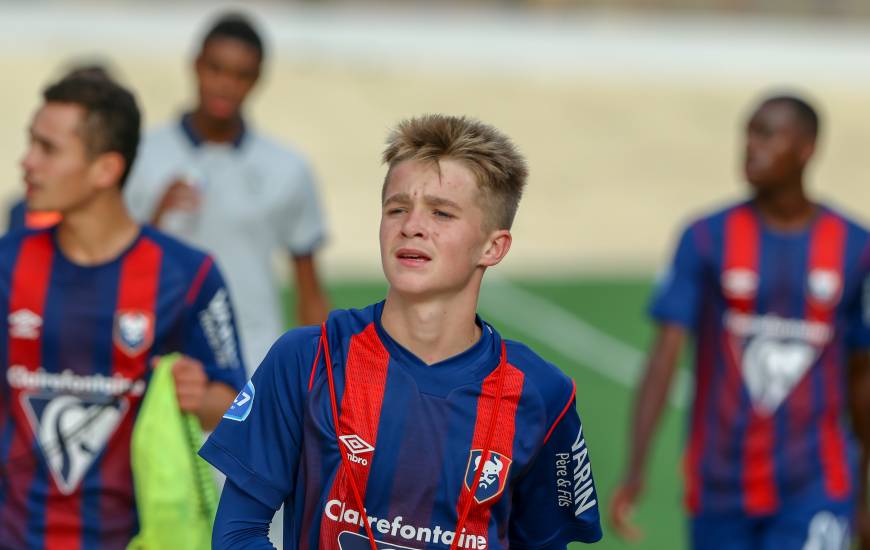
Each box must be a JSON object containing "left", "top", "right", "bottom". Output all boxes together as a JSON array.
[
  {"left": 762, "top": 95, "right": 819, "bottom": 140},
  {"left": 43, "top": 74, "right": 141, "bottom": 188},
  {"left": 201, "top": 12, "right": 265, "bottom": 61}
]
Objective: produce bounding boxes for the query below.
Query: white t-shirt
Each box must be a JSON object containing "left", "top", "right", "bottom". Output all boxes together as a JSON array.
[{"left": 125, "top": 116, "right": 327, "bottom": 375}]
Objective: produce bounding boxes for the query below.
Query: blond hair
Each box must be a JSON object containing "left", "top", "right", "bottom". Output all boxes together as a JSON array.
[{"left": 382, "top": 114, "right": 528, "bottom": 230}]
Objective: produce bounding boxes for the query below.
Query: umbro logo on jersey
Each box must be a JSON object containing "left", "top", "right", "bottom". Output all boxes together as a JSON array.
[
  {"left": 9, "top": 309, "right": 42, "bottom": 340},
  {"left": 113, "top": 310, "right": 154, "bottom": 357},
  {"left": 340, "top": 434, "right": 374, "bottom": 466},
  {"left": 722, "top": 268, "right": 758, "bottom": 300},
  {"left": 21, "top": 392, "right": 127, "bottom": 495}
]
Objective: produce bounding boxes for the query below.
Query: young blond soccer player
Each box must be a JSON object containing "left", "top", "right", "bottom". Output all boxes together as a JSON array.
[{"left": 201, "top": 115, "right": 603, "bottom": 549}]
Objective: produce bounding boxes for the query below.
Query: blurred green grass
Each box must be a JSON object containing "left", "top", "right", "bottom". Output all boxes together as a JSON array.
[{"left": 285, "top": 277, "right": 688, "bottom": 549}]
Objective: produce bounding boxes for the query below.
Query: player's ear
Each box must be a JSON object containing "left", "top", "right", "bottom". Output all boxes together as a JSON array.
[
  {"left": 194, "top": 51, "right": 207, "bottom": 76},
  {"left": 798, "top": 140, "right": 816, "bottom": 166},
  {"left": 479, "top": 229, "right": 512, "bottom": 268},
  {"left": 89, "top": 151, "right": 126, "bottom": 190}
]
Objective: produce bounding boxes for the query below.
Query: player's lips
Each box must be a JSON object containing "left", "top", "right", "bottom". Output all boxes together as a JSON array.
[
  {"left": 395, "top": 248, "right": 432, "bottom": 266},
  {"left": 205, "top": 96, "right": 236, "bottom": 119},
  {"left": 23, "top": 179, "right": 39, "bottom": 197}
]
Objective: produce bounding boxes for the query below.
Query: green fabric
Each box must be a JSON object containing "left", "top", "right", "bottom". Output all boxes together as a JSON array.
[{"left": 128, "top": 354, "right": 217, "bottom": 550}]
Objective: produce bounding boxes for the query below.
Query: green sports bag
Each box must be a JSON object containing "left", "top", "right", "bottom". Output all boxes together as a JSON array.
[{"left": 127, "top": 354, "right": 217, "bottom": 550}]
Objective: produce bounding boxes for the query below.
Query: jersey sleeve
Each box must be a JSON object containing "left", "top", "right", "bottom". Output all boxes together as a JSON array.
[
  {"left": 845, "top": 256, "right": 870, "bottom": 351},
  {"left": 212, "top": 479, "right": 275, "bottom": 549},
  {"left": 184, "top": 258, "right": 247, "bottom": 391},
  {"left": 509, "top": 393, "right": 602, "bottom": 548},
  {"left": 648, "top": 223, "right": 704, "bottom": 328},
  {"left": 282, "top": 160, "right": 327, "bottom": 257},
  {"left": 198, "top": 328, "right": 318, "bottom": 510}
]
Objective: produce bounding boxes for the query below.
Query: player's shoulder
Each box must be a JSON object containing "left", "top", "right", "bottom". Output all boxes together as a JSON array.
[
  {"left": 820, "top": 203, "right": 870, "bottom": 237},
  {"left": 244, "top": 129, "right": 313, "bottom": 178},
  {"left": 138, "top": 225, "right": 213, "bottom": 275},
  {"left": 0, "top": 227, "right": 51, "bottom": 265},
  {"left": 680, "top": 200, "right": 748, "bottom": 234},
  {"left": 139, "top": 121, "right": 187, "bottom": 153},
  {"left": 504, "top": 339, "right": 575, "bottom": 409},
  {"left": 266, "top": 324, "right": 323, "bottom": 366}
]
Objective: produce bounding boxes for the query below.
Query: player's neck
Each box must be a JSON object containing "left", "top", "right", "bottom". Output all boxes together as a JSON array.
[
  {"left": 56, "top": 192, "right": 139, "bottom": 266},
  {"left": 752, "top": 183, "right": 816, "bottom": 231},
  {"left": 381, "top": 289, "right": 482, "bottom": 366},
  {"left": 190, "top": 108, "right": 243, "bottom": 144}
]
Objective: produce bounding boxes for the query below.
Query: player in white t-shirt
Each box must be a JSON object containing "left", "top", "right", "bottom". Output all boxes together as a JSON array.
[{"left": 125, "top": 12, "right": 330, "bottom": 375}]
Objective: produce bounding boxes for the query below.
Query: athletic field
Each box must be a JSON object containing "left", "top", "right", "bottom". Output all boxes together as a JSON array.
[{"left": 288, "top": 276, "right": 688, "bottom": 550}]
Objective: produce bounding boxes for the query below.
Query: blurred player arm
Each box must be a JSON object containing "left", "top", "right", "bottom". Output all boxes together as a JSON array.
[
  {"left": 291, "top": 254, "right": 329, "bottom": 325},
  {"left": 167, "top": 354, "right": 240, "bottom": 431},
  {"left": 149, "top": 179, "right": 201, "bottom": 226},
  {"left": 284, "top": 161, "right": 330, "bottom": 326},
  {"left": 212, "top": 478, "right": 276, "bottom": 549},
  {"left": 611, "top": 225, "right": 699, "bottom": 540},
  {"left": 848, "top": 349, "right": 870, "bottom": 548},
  {"left": 610, "top": 323, "right": 686, "bottom": 541}
]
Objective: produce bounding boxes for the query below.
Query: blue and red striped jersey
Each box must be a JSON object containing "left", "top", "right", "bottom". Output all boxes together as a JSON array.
[
  {"left": 0, "top": 226, "right": 246, "bottom": 549},
  {"left": 650, "top": 201, "right": 870, "bottom": 516},
  {"left": 201, "top": 301, "right": 602, "bottom": 549}
]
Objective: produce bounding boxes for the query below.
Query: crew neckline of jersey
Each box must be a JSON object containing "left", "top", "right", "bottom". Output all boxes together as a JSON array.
[
  {"left": 371, "top": 300, "right": 502, "bottom": 389},
  {"left": 179, "top": 112, "right": 246, "bottom": 149},
  {"left": 746, "top": 200, "right": 829, "bottom": 238},
  {"left": 50, "top": 225, "right": 145, "bottom": 271}
]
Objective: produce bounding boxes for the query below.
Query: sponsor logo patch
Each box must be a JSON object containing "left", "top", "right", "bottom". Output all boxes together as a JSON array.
[
  {"left": 199, "top": 289, "right": 240, "bottom": 369},
  {"left": 21, "top": 392, "right": 127, "bottom": 495},
  {"left": 113, "top": 310, "right": 154, "bottom": 357},
  {"left": 223, "top": 381, "right": 255, "bottom": 422},
  {"left": 464, "top": 449, "right": 511, "bottom": 504}
]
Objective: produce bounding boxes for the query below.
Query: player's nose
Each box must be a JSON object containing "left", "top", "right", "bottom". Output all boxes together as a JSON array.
[{"left": 399, "top": 207, "right": 427, "bottom": 239}]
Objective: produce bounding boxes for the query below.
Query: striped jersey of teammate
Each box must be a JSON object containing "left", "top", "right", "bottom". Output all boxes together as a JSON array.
[
  {"left": 651, "top": 201, "right": 870, "bottom": 515},
  {"left": 0, "top": 226, "right": 246, "bottom": 548}
]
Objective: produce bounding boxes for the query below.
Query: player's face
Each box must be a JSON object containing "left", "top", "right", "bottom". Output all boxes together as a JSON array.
[
  {"left": 744, "top": 102, "right": 812, "bottom": 191},
  {"left": 380, "top": 159, "right": 505, "bottom": 298},
  {"left": 20, "top": 103, "right": 98, "bottom": 212},
  {"left": 195, "top": 37, "right": 261, "bottom": 121}
]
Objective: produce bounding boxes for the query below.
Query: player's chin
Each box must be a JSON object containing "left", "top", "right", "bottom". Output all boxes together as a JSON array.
[{"left": 385, "top": 270, "right": 443, "bottom": 298}]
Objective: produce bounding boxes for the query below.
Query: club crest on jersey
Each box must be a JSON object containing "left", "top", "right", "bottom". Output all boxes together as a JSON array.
[
  {"left": 21, "top": 393, "right": 127, "bottom": 495},
  {"left": 464, "top": 450, "right": 512, "bottom": 504},
  {"left": 721, "top": 268, "right": 758, "bottom": 300},
  {"left": 113, "top": 310, "right": 154, "bottom": 357},
  {"left": 808, "top": 269, "right": 841, "bottom": 306}
]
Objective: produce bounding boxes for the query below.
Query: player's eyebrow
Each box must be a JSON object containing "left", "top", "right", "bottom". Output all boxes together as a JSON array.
[
  {"left": 383, "top": 192, "right": 411, "bottom": 207},
  {"left": 28, "top": 127, "right": 57, "bottom": 150},
  {"left": 423, "top": 195, "right": 462, "bottom": 211},
  {"left": 383, "top": 192, "right": 462, "bottom": 211}
]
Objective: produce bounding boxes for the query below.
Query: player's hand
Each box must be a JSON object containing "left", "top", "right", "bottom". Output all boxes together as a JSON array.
[
  {"left": 151, "top": 179, "right": 201, "bottom": 225},
  {"left": 164, "top": 355, "right": 208, "bottom": 415},
  {"left": 609, "top": 478, "right": 645, "bottom": 542}
]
